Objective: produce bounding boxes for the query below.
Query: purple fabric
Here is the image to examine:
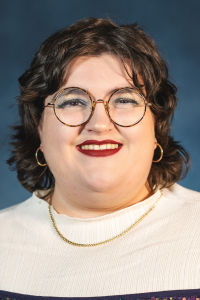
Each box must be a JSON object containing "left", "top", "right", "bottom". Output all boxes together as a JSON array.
[{"left": 1, "top": 289, "right": 200, "bottom": 300}]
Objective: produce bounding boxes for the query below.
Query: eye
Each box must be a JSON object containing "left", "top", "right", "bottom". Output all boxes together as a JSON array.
[
  {"left": 57, "top": 98, "right": 88, "bottom": 108},
  {"left": 113, "top": 98, "right": 139, "bottom": 105}
]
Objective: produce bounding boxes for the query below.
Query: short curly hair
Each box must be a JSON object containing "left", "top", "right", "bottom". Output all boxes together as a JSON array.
[{"left": 7, "top": 17, "right": 190, "bottom": 193}]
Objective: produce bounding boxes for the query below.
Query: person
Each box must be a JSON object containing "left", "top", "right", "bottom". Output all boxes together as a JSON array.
[{"left": 0, "top": 17, "right": 200, "bottom": 300}]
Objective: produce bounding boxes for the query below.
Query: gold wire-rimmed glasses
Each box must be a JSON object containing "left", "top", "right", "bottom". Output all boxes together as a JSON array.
[{"left": 44, "top": 87, "right": 152, "bottom": 127}]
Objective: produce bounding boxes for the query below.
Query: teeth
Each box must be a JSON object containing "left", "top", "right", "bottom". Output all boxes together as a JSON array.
[
  {"left": 80, "top": 144, "right": 120, "bottom": 150},
  {"left": 100, "top": 144, "right": 107, "bottom": 150}
]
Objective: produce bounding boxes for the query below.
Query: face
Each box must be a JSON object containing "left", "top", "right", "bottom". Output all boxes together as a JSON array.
[{"left": 38, "top": 54, "right": 156, "bottom": 204}]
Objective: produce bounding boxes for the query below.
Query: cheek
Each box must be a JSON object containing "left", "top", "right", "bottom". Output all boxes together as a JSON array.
[
  {"left": 39, "top": 115, "right": 79, "bottom": 162},
  {"left": 122, "top": 112, "right": 156, "bottom": 159}
]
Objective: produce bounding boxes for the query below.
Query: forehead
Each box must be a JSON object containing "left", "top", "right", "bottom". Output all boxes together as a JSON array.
[
  {"left": 62, "top": 54, "right": 135, "bottom": 95},
  {"left": 45, "top": 54, "right": 145, "bottom": 104}
]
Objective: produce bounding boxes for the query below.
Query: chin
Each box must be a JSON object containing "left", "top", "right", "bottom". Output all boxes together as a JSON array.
[{"left": 82, "top": 173, "right": 119, "bottom": 192}]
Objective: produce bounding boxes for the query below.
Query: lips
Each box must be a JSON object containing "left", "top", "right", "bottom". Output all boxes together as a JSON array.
[{"left": 76, "top": 140, "right": 123, "bottom": 157}]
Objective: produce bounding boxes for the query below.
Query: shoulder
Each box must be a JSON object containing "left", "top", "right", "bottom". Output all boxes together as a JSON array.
[
  {"left": 0, "top": 194, "right": 36, "bottom": 219},
  {"left": 0, "top": 197, "right": 32, "bottom": 221},
  {"left": 0, "top": 191, "right": 49, "bottom": 219},
  {"left": 163, "top": 183, "right": 200, "bottom": 203},
  {"left": 0, "top": 195, "right": 34, "bottom": 232},
  {"left": 159, "top": 183, "right": 200, "bottom": 224},
  {"left": 0, "top": 193, "right": 49, "bottom": 239}
]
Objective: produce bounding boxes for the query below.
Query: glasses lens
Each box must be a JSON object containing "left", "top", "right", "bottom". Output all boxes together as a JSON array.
[
  {"left": 108, "top": 88, "right": 145, "bottom": 126},
  {"left": 54, "top": 88, "right": 92, "bottom": 126}
]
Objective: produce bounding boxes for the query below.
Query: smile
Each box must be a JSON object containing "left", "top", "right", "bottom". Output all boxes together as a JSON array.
[
  {"left": 76, "top": 140, "right": 123, "bottom": 157},
  {"left": 81, "top": 144, "right": 119, "bottom": 150}
]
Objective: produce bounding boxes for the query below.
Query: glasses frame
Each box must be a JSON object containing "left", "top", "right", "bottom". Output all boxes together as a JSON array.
[{"left": 44, "top": 87, "right": 152, "bottom": 127}]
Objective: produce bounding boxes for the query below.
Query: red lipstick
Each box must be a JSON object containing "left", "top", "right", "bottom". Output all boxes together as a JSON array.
[{"left": 76, "top": 140, "right": 123, "bottom": 157}]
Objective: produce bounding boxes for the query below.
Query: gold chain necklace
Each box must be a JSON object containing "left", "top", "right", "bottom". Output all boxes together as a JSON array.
[{"left": 48, "top": 190, "right": 163, "bottom": 247}]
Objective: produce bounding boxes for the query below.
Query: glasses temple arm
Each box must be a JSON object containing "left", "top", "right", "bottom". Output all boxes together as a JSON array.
[{"left": 44, "top": 103, "right": 54, "bottom": 108}]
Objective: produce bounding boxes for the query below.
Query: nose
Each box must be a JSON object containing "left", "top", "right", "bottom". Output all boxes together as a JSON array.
[{"left": 84, "top": 99, "right": 114, "bottom": 132}]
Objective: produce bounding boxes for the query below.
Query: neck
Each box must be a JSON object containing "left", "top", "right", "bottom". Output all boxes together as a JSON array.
[{"left": 50, "top": 182, "right": 153, "bottom": 219}]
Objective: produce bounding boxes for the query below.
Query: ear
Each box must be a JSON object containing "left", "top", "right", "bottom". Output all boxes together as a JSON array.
[
  {"left": 37, "top": 121, "right": 43, "bottom": 150},
  {"left": 37, "top": 124, "right": 42, "bottom": 140},
  {"left": 154, "top": 137, "right": 158, "bottom": 150}
]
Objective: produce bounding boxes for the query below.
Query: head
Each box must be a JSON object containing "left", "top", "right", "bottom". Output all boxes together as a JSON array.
[{"left": 8, "top": 17, "right": 190, "bottom": 196}]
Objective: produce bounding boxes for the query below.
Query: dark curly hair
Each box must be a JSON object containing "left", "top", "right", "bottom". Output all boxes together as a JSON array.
[{"left": 7, "top": 17, "right": 190, "bottom": 194}]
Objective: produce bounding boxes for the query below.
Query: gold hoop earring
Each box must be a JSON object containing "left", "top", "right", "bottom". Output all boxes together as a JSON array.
[
  {"left": 35, "top": 146, "right": 47, "bottom": 166},
  {"left": 153, "top": 143, "right": 163, "bottom": 163}
]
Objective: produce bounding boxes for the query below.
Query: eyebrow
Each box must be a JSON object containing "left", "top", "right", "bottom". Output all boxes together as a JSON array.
[
  {"left": 108, "top": 85, "right": 144, "bottom": 96},
  {"left": 52, "top": 85, "right": 144, "bottom": 101},
  {"left": 56, "top": 88, "right": 87, "bottom": 97},
  {"left": 112, "top": 88, "right": 142, "bottom": 94}
]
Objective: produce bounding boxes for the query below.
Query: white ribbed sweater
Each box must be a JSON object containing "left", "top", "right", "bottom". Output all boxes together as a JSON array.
[{"left": 0, "top": 184, "right": 200, "bottom": 297}]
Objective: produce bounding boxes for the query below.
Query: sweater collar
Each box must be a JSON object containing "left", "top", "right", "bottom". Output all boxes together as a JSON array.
[{"left": 33, "top": 189, "right": 162, "bottom": 245}]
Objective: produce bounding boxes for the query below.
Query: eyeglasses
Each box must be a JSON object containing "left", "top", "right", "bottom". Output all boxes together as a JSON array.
[{"left": 44, "top": 87, "right": 152, "bottom": 127}]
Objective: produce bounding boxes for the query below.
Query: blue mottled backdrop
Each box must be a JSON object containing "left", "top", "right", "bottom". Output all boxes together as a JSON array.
[{"left": 0, "top": 0, "right": 199, "bottom": 209}]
